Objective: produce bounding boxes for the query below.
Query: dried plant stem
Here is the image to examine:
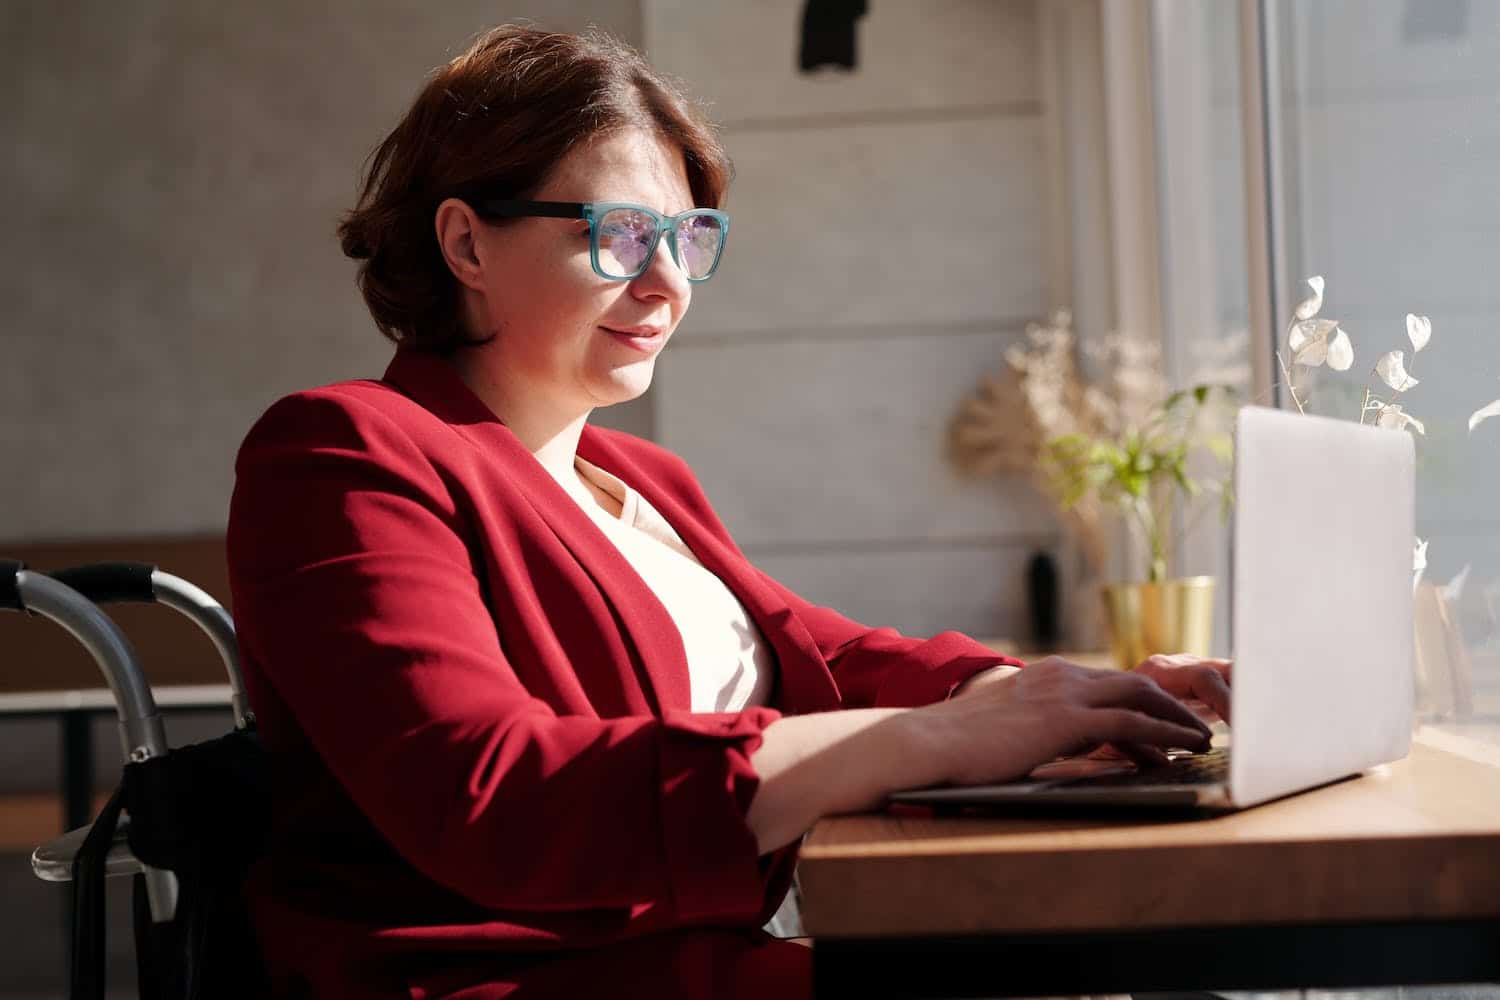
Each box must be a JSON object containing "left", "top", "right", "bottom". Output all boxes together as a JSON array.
[{"left": 1275, "top": 349, "right": 1306, "bottom": 415}]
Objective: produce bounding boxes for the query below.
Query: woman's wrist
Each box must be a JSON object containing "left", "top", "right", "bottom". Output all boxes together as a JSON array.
[
  {"left": 850, "top": 707, "right": 954, "bottom": 805},
  {"left": 747, "top": 706, "right": 944, "bottom": 852},
  {"left": 950, "top": 662, "right": 1022, "bottom": 699}
]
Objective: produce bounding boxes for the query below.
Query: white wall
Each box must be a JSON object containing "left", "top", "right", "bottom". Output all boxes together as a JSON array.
[{"left": 645, "top": 0, "right": 1060, "bottom": 640}]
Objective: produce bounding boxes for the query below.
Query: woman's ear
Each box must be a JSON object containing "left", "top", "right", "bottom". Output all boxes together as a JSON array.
[{"left": 435, "top": 198, "right": 487, "bottom": 291}]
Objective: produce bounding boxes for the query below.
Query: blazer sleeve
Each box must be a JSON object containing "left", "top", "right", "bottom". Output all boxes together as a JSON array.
[
  {"left": 754, "top": 569, "right": 1024, "bottom": 709},
  {"left": 650, "top": 447, "right": 1025, "bottom": 710},
  {"left": 226, "top": 391, "right": 779, "bottom": 923}
]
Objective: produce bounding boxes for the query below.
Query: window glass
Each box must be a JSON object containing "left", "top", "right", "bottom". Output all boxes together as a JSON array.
[
  {"left": 1152, "top": 0, "right": 1252, "bottom": 655},
  {"left": 1269, "top": 0, "right": 1500, "bottom": 733}
]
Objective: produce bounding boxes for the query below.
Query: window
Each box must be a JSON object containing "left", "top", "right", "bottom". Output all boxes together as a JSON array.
[{"left": 1138, "top": 0, "right": 1498, "bottom": 738}]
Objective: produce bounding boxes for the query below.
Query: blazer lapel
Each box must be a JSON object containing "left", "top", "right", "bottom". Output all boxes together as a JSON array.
[
  {"left": 578, "top": 428, "right": 844, "bottom": 716},
  {"left": 380, "top": 350, "right": 693, "bottom": 715}
]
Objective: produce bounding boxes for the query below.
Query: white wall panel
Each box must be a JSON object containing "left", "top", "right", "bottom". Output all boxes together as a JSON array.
[
  {"left": 645, "top": 0, "right": 1037, "bottom": 123},
  {"left": 644, "top": 0, "right": 1051, "bottom": 640},
  {"left": 683, "top": 116, "right": 1046, "bottom": 335},
  {"left": 655, "top": 329, "right": 1058, "bottom": 547},
  {"left": 752, "top": 541, "right": 1045, "bottom": 641}
]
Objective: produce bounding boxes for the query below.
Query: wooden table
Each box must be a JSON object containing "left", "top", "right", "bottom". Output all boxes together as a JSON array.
[{"left": 798, "top": 730, "right": 1500, "bottom": 997}]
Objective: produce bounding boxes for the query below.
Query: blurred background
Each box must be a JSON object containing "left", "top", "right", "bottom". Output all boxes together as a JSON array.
[{"left": 2, "top": 1, "right": 1498, "bottom": 995}]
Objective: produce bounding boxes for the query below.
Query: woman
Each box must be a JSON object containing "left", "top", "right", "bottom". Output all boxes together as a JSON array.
[{"left": 226, "top": 25, "right": 1230, "bottom": 999}]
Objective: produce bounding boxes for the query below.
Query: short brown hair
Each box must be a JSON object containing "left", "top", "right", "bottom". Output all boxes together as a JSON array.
[{"left": 338, "top": 25, "right": 732, "bottom": 352}]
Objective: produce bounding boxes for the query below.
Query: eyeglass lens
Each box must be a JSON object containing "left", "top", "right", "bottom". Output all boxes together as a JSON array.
[{"left": 596, "top": 207, "right": 724, "bottom": 279}]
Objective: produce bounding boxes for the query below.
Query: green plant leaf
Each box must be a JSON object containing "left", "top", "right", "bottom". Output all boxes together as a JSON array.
[
  {"left": 1169, "top": 461, "right": 1199, "bottom": 497},
  {"left": 1204, "top": 432, "right": 1234, "bottom": 464}
]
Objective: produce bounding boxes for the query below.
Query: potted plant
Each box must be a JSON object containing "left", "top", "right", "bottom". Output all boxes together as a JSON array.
[
  {"left": 948, "top": 311, "right": 1235, "bottom": 666},
  {"left": 1042, "top": 383, "right": 1234, "bottom": 668},
  {"left": 951, "top": 285, "right": 1500, "bottom": 670}
]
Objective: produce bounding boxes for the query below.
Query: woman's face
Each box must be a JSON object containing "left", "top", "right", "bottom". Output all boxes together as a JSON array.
[{"left": 456, "top": 128, "right": 697, "bottom": 421}]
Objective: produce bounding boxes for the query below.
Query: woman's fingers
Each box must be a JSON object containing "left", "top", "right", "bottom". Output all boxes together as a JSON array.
[
  {"left": 1085, "top": 672, "right": 1215, "bottom": 741},
  {"left": 1113, "top": 741, "right": 1172, "bottom": 768},
  {"left": 1193, "top": 668, "right": 1232, "bottom": 724},
  {"left": 1089, "top": 708, "right": 1212, "bottom": 752},
  {"left": 918, "top": 656, "right": 1219, "bottom": 789},
  {"left": 1161, "top": 665, "right": 1230, "bottom": 724},
  {"left": 1140, "top": 653, "right": 1231, "bottom": 677},
  {"left": 1133, "top": 655, "right": 1233, "bottom": 726}
]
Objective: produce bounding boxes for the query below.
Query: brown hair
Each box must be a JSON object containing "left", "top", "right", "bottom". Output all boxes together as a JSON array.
[{"left": 338, "top": 25, "right": 732, "bottom": 352}]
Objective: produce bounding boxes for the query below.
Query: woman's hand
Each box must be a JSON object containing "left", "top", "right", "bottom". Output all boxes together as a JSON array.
[
  {"left": 906, "top": 656, "right": 1214, "bottom": 788},
  {"left": 747, "top": 654, "right": 1230, "bottom": 849},
  {"left": 1131, "top": 652, "right": 1232, "bottom": 725}
]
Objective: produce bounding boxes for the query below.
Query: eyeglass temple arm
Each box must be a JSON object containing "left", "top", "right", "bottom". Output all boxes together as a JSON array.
[{"left": 468, "top": 199, "right": 587, "bottom": 220}]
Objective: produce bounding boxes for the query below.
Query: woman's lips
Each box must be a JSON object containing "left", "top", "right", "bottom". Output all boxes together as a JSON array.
[{"left": 602, "top": 326, "right": 666, "bottom": 352}]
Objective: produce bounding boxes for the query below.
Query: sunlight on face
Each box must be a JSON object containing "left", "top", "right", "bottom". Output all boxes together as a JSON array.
[{"left": 468, "top": 129, "right": 698, "bottom": 422}]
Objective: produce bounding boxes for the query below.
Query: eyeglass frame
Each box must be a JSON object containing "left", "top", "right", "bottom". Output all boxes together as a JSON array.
[{"left": 460, "top": 198, "right": 731, "bottom": 283}]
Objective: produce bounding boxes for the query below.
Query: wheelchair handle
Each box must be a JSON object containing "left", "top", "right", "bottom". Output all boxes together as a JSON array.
[
  {"left": 3, "top": 560, "right": 180, "bottom": 920},
  {"left": 50, "top": 561, "right": 253, "bottom": 730},
  {"left": 3, "top": 561, "right": 168, "bottom": 761}
]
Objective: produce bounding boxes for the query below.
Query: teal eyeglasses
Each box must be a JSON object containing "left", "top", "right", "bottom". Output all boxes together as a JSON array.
[{"left": 466, "top": 199, "right": 730, "bottom": 282}]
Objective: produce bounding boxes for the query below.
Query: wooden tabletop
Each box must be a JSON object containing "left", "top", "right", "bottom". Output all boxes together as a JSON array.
[{"left": 798, "top": 731, "right": 1500, "bottom": 938}]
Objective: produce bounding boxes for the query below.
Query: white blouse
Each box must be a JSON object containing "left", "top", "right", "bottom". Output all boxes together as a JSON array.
[{"left": 571, "top": 455, "right": 777, "bottom": 714}]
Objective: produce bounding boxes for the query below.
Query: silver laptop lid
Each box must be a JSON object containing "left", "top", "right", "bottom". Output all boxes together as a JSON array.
[{"left": 1231, "top": 406, "right": 1414, "bottom": 806}]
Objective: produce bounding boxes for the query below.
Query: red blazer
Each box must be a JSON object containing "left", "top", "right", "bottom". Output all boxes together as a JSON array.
[{"left": 226, "top": 347, "right": 1020, "bottom": 999}]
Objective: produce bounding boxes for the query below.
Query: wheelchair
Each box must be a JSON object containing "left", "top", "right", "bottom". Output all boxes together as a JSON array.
[{"left": 2, "top": 559, "right": 267, "bottom": 1000}]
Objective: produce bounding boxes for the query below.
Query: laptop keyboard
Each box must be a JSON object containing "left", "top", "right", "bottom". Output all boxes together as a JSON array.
[{"left": 1064, "top": 746, "right": 1230, "bottom": 788}]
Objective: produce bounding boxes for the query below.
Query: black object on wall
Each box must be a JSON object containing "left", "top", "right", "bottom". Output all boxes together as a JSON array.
[
  {"left": 1027, "top": 551, "right": 1060, "bottom": 649},
  {"left": 799, "top": 0, "right": 868, "bottom": 72}
]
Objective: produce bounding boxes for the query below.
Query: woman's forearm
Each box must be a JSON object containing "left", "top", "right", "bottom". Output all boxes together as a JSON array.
[
  {"left": 745, "top": 707, "right": 944, "bottom": 854},
  {"left": 744, "top": 658, "right": 1220, "bottom": 855}
]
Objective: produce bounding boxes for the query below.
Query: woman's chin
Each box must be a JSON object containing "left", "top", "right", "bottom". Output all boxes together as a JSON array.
[{"left": 591, "top": 364, "right": 655, "bottom": 404}]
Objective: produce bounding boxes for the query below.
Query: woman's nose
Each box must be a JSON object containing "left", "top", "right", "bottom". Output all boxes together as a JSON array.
[{"left": 630, "top": 231, "right": 692, "bottom": 302}]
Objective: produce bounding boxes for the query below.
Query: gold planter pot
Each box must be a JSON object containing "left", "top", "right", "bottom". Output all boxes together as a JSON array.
[{"left": 1101, "top": 576, "right": 1215, "bottom": 670}]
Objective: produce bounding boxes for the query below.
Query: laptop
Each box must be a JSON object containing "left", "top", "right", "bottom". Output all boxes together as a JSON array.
[{"left": 889, "top": 405, "right": 1416, "bottom": 812}]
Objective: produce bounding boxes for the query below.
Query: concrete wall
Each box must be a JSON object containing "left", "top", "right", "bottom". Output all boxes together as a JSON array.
[
  {"left": 0, "top": 0, "right": 648, "bottom": 547},
  {"left": 645, "top": 0, "right": 1059, "bottom": 640}
]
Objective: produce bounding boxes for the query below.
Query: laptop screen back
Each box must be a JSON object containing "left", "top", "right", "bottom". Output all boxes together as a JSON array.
[{"left": 1230, "top": 406, "right": 1415, "bottom": 806}]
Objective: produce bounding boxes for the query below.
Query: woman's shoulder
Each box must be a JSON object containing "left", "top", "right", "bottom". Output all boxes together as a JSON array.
[
  {"left": 256, "top": 376, "right": 426, "bottom": 424},
  {"left": 241, "top": 378, "right": 457, "bottom": 455},
  {"left": 231, "top": 380, "right": 488, "bottom": 509}
]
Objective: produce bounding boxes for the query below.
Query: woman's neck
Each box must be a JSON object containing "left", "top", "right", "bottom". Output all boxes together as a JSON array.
[{"left": 448, "top": 351, "right": 593, "bottom": 493}]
